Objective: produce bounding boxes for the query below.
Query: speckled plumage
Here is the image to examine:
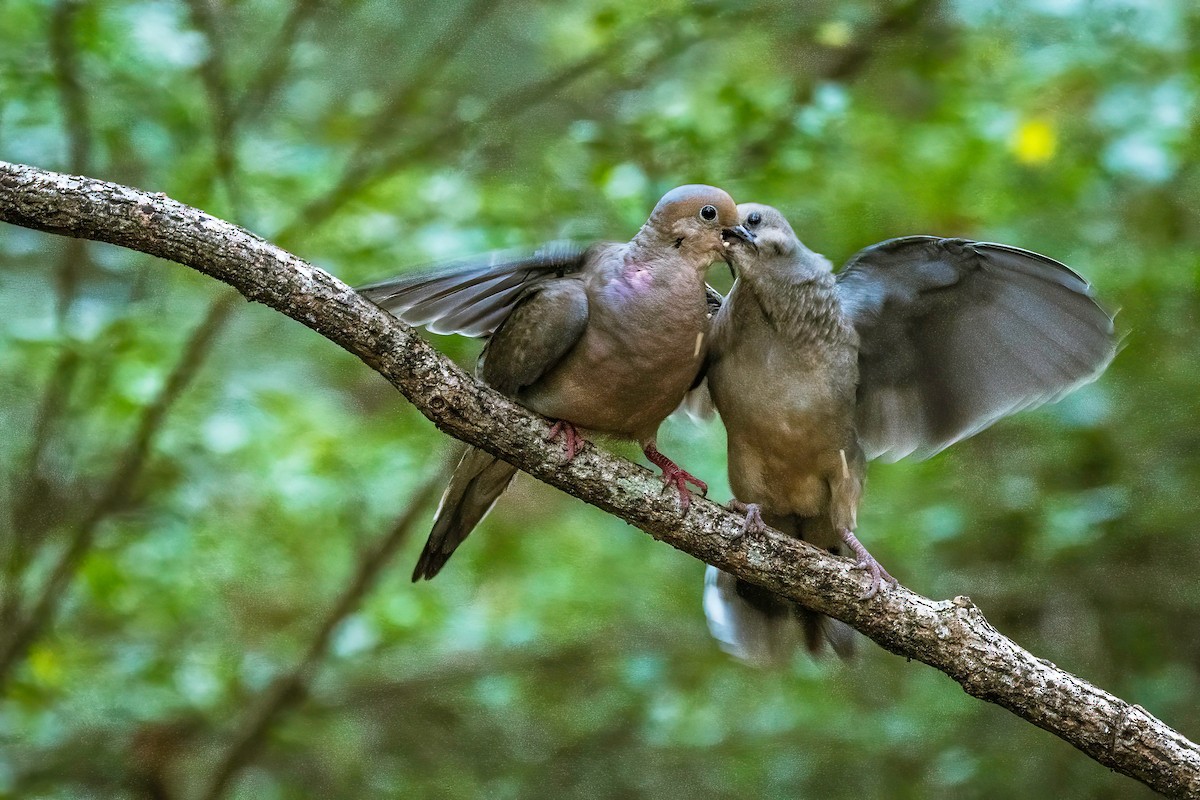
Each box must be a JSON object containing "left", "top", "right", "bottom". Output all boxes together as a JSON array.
[{"left": 703, "top": 203, "right": 1116, "bottom": 664}]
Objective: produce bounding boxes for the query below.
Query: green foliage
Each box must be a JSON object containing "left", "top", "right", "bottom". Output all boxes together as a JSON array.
[{"left": 2, "top": 0, "right": 1198, "bottom": 797}]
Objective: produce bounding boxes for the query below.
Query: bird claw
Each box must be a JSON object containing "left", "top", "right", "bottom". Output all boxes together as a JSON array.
[
  {"left": 642, "top": 443, "right": 707, "bottom": 514},
  {"left": 727, "top": 498, "right": 767, "bottom": 539},
  {"left": 656, "top": 466, "right": 708, "bottom": 513},
  {"left": 546, "top": 420, "right": 585, "bottom": 461},
  {"left": 840, "top": 528, "right": 898, "bottom": 600}
]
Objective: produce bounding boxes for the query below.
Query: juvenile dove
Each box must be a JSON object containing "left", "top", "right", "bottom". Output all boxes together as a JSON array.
[{"left": 703, "top": 203, "right": 1115, "bottom": 663}]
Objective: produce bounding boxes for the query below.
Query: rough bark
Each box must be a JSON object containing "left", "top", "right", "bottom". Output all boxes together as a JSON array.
[{"left": 1, "top": 161, "right": 1197, "bottom": 799}]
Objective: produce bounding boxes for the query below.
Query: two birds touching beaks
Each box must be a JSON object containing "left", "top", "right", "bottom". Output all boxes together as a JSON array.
[{"left": 358, "top": 185, "right": 1116, "bottom": 666}]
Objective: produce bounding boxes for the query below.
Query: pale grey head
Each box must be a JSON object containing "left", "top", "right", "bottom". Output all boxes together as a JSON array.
[{"left": 726, "top": 202, "right": 832, "bottom": 277}]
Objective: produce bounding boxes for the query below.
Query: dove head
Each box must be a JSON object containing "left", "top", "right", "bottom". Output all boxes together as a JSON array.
[
  {"left": 727, "top": 203, "right": 832, "bottom": 278},
  {"left": 736, "top": 204, "right": 797, "bottom": 255},
  {"left": 637, "top": 185, "right": 754, "bottom": 267}
]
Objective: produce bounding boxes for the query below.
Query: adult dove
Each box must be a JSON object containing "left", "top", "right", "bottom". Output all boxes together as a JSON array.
[
  {"left": 359, "top": 186, "right": 753, "bottom": 581},
  {"left": 702, "top": 204, "right": 1115, "bottom": 663}
]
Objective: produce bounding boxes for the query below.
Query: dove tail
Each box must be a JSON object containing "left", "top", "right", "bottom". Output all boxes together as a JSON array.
[
  {"left": 412, "top": 447, "right": 518, "bottom": 581},
  {"left": 702, "top": 514, "right": 858, "bottom": 663},
  {"left": 797, "top": 607, "right": 858, "bottom": 659},
  {"left": 703, "top": 566, "right": 796, "bottom": 666}
]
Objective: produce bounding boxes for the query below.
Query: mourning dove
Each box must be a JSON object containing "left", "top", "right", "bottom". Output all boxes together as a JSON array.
[
  {"left": 360, "top": 186, "right": 753, "bottom": 580},
  {"left": 703, "top": 203, "right": 1116, "bottom": 662}
]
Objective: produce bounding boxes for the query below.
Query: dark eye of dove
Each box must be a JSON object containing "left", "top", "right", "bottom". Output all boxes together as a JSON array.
[{"left": 700, "top": 204, "right": 718, "bottom": 222}]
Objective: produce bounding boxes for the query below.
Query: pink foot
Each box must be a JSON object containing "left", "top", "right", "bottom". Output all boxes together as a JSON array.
[
  {"left": 839, "top": 527, "right": 898, "bottom": 600},
  {"left": 642, "top": 442, "right": 707, "bottom": 513},
  {"left": 546, "top": 420, "right": 586, "bottom": 461},
  {"left": 727, "top": 498, "right": 767, "bottom": 538}
]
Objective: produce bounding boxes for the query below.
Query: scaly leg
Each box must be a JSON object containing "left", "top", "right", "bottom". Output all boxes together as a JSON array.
[
  {"left": 546, "top": 420, "right": 586, "bottom": 461},
  {"left": 839, "top": 527, "right": 898, "bottom": 600},
  {"left": 642, "top": 441, "right": 707, "bottom": 513},
  {"left": 727, "top": 498, "right": 767, "bottom": 538}
]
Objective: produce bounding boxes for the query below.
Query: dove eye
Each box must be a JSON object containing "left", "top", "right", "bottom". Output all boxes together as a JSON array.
[
  {"left": 747, "top": 211, "right": 763, "bottom": 227},
  {"left": 699, "top": 205, "right": 718, "bottom": 222}
]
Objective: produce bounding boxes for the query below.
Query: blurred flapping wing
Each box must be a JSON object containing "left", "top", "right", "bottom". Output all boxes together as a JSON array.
[
  {"left": 357, "top": 241, "right": 590, "bottom": 337},
  {"left": 837, "top": 236, "right": 1116, "bottom": 462}
]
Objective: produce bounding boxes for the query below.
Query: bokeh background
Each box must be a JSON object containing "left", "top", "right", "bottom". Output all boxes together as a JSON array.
[{"left": 2, "top": 0, "right": 1198, "bottom": 797}]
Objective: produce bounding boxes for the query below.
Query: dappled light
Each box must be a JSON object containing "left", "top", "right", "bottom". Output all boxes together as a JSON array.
[{"left": 1, "top": 1, "right": 1198, "bottom": 798}]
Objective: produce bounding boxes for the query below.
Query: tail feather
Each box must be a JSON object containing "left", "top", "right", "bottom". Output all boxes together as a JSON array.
[
  {"left": 819, "top": 614, "right": 859, "bottom": 660},
  {"left": 703, "top": 566, "right": 796, "bottom": 666},
  {"left": 796, "top": 606, "right": 858, "bottom": 660},
  {"left": 412, "top": 447, "right": 518, "bottom": 581},
  {"left": 704, "top": 568, "right": 858, "bottom": 663},
  {"left": 703, "top": 514, "right": 859, "bottom": 664}
]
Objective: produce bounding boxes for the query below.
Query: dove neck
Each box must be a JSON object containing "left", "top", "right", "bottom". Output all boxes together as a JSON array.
[
  {"left": 630, "top": 224, "right": 669, "bottom": 254},
  {"left": 735, "top": 259, "right": 847, "bottom": 346},
  {"left": 768, "top": 244, "right": 833, "bottom": 280},
  {"left": 735, "top": 244, "right": 833, "bottom": 292},
  {"left": 630, "top": 223, "right": 710, "bottom": 266},
  {"left": 621, "top": 230, "right": 699, "bottom": 276}
]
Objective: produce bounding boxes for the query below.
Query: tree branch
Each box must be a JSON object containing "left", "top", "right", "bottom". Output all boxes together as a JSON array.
[
  {"left": 2, "top": 0, "right": 253, "bottom": 682},
  {"left": 48, "top": 0, "right": 93, "bottom": 320},
  {"left": 340, "top": 0, "right": 502, "bottom": 171},
  {"left": 734, "top": 0, "right": 940, "bottom": 172},
  {"left": 0, "top": 19, "right": 695, "bottom": 678},
  {"left": 1, "top": 162, "right": 1197, "bottom": 798},
  {"left": 2, "top": 347, "right": 78, "bottom": 625}
]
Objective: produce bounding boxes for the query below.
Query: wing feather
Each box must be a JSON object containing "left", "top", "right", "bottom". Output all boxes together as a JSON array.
[
  {"left": 479, "top": 280, "right": 590, "bottom": 395},
  {"left": 357, "top": 242, "right": 589, "bottom": 337},
  {"left": 838, "top": 237, "right": 1116, "bottom": 462}
]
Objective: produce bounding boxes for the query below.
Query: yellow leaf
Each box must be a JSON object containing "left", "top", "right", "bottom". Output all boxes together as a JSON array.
[
  {"left": 816, "top": 20, "right": 852, "bottom": 48},
  {"left": 29, "top": 644, "right": 62, "bottom": 685},
  {"left": 1011, "top": 118, "right": 1057, "bottom": 165}
]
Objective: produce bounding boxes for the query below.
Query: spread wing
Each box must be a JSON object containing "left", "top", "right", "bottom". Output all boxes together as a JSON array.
[
  {"left": 357, "top": 241, "right": 589, "bottom": 337},
  {"left": 837, "top": 236, "right": 1117, "bottom": 462},
  {"left": 479, "top": 280, "right": 589, "bottom": 395}
]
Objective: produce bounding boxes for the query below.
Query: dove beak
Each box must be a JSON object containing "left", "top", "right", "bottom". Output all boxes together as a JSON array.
[{"left": 721, "top": 225, "right": 755, "bottom": 245}]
